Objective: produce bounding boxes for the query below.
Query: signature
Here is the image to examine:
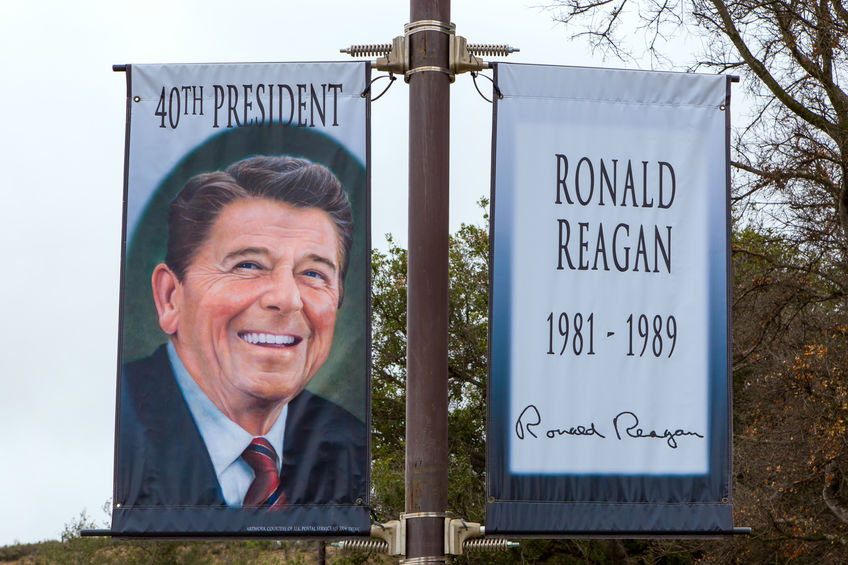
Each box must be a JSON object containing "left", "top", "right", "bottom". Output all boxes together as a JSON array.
[
  {"left": 612, "top": 411, "right": 704, "bottom": 449},
  {"left": 515, "top": 405, "right": 605, "bottom": 439},
  {"left": 515, "top": 405, "right": 703, "bottom": 449}
]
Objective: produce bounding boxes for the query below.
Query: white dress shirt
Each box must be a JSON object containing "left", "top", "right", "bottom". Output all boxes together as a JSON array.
[{"left": 168, "top": 342, "right": 287, "bottom": 507}]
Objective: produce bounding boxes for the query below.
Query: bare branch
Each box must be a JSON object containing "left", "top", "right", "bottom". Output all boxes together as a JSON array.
[
  {"left": 831, "top": 0, "right": 848, "bottom": 28},
  {"left": 708, "top": 0, "right": 835, "bottom": 134},
  {"left": 824, "top": 461, "right": 848, "bottom": 524}
]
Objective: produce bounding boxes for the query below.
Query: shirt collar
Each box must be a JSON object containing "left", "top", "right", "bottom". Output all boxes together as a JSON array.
[{"left": 167, "top": 342, "right": 287, "bottom": 477}]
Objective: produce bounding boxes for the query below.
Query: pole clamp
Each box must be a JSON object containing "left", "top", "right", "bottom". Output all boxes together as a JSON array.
[
  {"left": 332, "top": 514, "right": 518, "bottom": 558},
  {"left": 341, "top": 23, "right": 517, "bottom": 84}
]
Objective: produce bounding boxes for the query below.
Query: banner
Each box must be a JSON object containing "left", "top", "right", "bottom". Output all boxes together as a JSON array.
[
  {"left": 487, "top": 63, "right": 733, "bottom": 533},
  {"left": 113, "top": 62, "right": 370, "bottom": 536}
]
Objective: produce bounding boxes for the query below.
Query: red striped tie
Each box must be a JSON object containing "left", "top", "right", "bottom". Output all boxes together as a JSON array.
[{"left": 241, "top": 438, "right": 286, "bottom": 508}]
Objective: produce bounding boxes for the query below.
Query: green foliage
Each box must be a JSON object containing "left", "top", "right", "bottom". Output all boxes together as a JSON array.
[
  {"left": 59, "top": 510, "right": 99, "bottom": 543},
  {"left": 369, "top": 201, "right": 490, "bottom": 524},
  {"left": 369, "top": 234, "right": 409, "bottom": 520},
  {"left": 1, "top": 533, "right": 322, "bottom": 565}
]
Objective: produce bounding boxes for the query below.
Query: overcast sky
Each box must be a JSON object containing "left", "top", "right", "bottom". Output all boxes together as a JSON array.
[{"left": 0, "top": 0, "right": 720, "bottom": 546}]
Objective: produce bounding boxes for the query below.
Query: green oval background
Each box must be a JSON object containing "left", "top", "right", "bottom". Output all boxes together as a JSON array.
[{"left": 121, "top": 125, "right": 368, "bottom": 421}]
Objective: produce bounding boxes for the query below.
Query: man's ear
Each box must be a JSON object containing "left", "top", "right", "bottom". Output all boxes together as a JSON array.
[{"left": 152, "top": 263, "right": 181, "bottom": 335}]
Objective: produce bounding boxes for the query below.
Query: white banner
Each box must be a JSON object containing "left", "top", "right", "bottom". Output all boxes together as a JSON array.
[{"left": 492, "top": 64, "right": 729, "bottom": 476}]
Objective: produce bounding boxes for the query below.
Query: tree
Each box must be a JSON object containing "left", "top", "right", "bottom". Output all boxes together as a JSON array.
[
  {"left": 369, "top": 207, "right": 490, "bottom": 524},
  {"left": 728, "top": 227, "right": 848, "bottom": 562}
]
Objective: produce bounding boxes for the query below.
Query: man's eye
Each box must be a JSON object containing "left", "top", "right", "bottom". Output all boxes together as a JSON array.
[
  {"left": 235, "top": 261, "right": 263, "bottom": 270},
  {"left": 303, "top": 270, "right": 327, "bottom": 280}
]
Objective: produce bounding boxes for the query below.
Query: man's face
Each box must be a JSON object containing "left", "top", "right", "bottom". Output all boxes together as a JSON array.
[{"left": 166, "top": 198, "right": 341, "bottom": 411}]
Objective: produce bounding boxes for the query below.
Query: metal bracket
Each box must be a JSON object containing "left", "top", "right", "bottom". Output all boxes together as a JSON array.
[
  {"left": 341, "top": 23, "right": 517, "bottom": 83},
  {"left": 373, "top": 519, "right": 405, "bottom": 555},
  {"left": 443, "top": 516, "right": 517, "bottom": 556},
  {"left": 331, "top": 519, "right": 404, "bottom": 555},
  {"left": 450, "top": 35, "right": 484, "bottom": 76},
  {"left": 444, "top": 517, "right": 482, "bottom": 555},
  {"left": 376, "top": 36, "right": 406, "bottom": 76}
]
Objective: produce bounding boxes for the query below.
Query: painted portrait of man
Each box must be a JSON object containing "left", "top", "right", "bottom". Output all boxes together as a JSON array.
[{"left": 116, "top": 156, "right": 366, "bottom": 516}]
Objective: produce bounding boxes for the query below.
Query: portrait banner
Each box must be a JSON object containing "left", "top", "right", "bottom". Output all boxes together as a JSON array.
[
  {"left": 112, "top": 62, "right": 371, "bottom": 536},
  {"left": 487, "top": 63, "right": 734, "bottom": 534}
]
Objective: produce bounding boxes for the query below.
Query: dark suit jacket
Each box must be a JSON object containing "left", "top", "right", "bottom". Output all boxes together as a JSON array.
[{"left": 116, "top": 345, "right": 367, "bottom": 509}]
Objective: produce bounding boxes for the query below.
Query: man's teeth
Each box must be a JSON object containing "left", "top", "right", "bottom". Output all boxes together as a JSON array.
[{"left": 241, "top": 332, "right": 296, "bottom": 345}]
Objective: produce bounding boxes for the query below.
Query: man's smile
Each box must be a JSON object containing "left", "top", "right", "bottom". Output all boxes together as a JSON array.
[{"left": 238, "top": 331, "right": 303, "bottom": 347}]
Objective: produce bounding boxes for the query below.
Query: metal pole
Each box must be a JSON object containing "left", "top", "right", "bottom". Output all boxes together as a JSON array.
[{"left": 406, "top": 0, "right": 450, "bottom": 561}]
